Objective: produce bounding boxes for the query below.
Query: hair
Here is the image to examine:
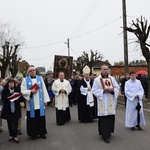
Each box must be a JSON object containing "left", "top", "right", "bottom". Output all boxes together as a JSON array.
[
  {"left": 129, "top": 71, "right": 135, "bottom": 75},
  {"left": 58, "top": 71, "right": 65, "bottom": 76},
  {"left": 6, "top": 78, "right": 16, "bottom": 86},
  {"left": 101, "top": 64, "right": 109, "bottom": 69},
  {"left": 27, "top": 66, "right": 36, "bottom": 74}
]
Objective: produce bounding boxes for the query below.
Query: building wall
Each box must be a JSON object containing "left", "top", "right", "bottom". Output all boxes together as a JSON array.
[{"left": 110, "top": 66, "right": 148, "bottom": 75}]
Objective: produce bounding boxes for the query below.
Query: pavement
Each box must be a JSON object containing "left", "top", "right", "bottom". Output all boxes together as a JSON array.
[{"left": 0, "top": 103, "right": 150, "bottom": 150}]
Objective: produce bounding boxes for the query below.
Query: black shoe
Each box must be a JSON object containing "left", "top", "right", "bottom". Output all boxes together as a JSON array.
[
  {"left": 137, "top": 126, "right": 142, "bottom": 131},
  {"left": 40, "top": 135, "right": 47, "bottom": 139},
  {"left": 131, "top": 127, "right": 135, "bottom": 131},
  {"left": 104, "top": 139, "right": 110, "bottom": 143}
]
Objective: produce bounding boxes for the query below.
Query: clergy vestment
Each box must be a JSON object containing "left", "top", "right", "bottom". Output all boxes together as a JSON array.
[
  {"left": 21, "top": 75, "right": 50, "bottom": 137},
  {"left": 125, "top": 79, "right": 146, "bottom": 128},
  {"left": 78, "top": 78, "right": 96, "bottom": 123},
  {"left": 92, "top": 74, "right": 120, "bottom": 139},
  {"left": 52, "top": 79, "right": 72, "bottom": 125}
]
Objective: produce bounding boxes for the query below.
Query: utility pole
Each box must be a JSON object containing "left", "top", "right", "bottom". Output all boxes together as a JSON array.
[
  {"left": 122, "top": 0, "right": 128, "bottom": 74},
  {"left": 65, "top": 38, "right": 70, "bottom": 56}
]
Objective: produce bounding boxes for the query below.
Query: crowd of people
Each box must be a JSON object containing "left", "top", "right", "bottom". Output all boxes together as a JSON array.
[{"left": 0, "top": 64, "right": 147, "bottom": 144}]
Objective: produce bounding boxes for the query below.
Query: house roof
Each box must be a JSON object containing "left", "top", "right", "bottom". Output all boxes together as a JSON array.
[{"left": 92, "top": 60, "right": 111, "bottom": 68}]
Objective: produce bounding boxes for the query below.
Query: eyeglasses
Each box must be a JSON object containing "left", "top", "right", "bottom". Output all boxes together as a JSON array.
[{"left": 29, "top": 70, "right": 35, "bottom": 72}]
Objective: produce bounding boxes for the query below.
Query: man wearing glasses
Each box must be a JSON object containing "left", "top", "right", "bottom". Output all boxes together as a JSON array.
[{"left": 21, "top": 66, "right": 50, "bottom": 139}]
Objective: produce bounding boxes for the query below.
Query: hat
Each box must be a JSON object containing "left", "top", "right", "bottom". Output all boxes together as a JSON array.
[{"left": 82, "top": 65, "right": 90, "bottom": 74}]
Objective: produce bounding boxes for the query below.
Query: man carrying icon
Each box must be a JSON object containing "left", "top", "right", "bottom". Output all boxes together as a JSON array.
[{"left": 92, "top": 64, "right": 120, "bottom": 143}]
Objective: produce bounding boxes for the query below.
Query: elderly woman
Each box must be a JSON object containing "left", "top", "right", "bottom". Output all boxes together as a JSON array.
[{"left": 1, "top": 78, "right": 22, "bottom": 143}]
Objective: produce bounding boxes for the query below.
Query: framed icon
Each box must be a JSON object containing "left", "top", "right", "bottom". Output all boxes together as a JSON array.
[
  {"left": 100, "top": 77, "right": 113, "bottom": 89},
  {"left": 54, "top": 55, "right": 73, "bottom": 79}
]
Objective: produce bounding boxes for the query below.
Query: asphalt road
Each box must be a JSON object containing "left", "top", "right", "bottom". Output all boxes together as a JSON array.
[{"left": 0, "top": 104, "right": 150, "bottom": 150}]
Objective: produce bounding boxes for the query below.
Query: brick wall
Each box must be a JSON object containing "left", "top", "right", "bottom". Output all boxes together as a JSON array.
[{"left": 110, "top": 66, "right": 148, "bottom": 75}]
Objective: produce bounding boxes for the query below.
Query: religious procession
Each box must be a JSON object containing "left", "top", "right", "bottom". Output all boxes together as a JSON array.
[
  {"left": 1, "top": 1, "right": 150, "bottom": 150},
  {"left": 0, "top": 63, "right": 149, "bottom": 147}
]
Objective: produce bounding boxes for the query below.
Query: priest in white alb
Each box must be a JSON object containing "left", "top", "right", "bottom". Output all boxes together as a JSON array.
[
  {"left": 125, "top": 71, "right": 146, "bottom": 131},
  {"left": 52, "top": 71, "right": 72, "bottom": 126},
  {"left": 21, "top": 66, "right": 50, "bottom": 139},
  {"left": 92, "top": 64, "right": 120, "bottom": 143}
]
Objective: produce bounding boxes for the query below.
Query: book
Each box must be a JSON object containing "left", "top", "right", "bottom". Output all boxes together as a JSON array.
[
  {"left": 30, "top": 83, "right": 39, "bottom": 90},
  {"left": 8, "top": 92, "right": 22, "bottom": 102}
]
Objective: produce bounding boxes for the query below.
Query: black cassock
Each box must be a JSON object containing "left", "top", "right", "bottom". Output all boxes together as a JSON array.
[
  {"left": 78, "top": 79, "right": 97, "bottom": 123},
  {"left": 56, "top": 107, "right": 71, "bottom": 126},
  {"left": 98, "top": 74, "right": 115, "bottom": 140},
  {"left": 98, "top": 115, "right": 115, "bottom": 139},
  {"left": 27, "top": 109, "right": 47, "bottom": 137}
]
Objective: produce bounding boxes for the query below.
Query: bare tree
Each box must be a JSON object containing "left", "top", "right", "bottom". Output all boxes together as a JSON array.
[
  {"left": 0, "top": 22, "right": 24, "bottom": 78},
  {"left": 125, "top": 16, "right": 150, "bottom": 101},
  {"left": 0, "top": 22, "right": 24, "bottom": 46},
  {"left": 73, "top": 50, "right": 103, "bottom": 74}
]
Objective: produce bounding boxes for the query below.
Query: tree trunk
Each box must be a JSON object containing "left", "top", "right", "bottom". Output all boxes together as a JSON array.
[
  {"left": 147, "top": 59, "right": 150, "bottom": 102},
  {"left": 1, "top": 68, "right": 6, "bottom": 78}
]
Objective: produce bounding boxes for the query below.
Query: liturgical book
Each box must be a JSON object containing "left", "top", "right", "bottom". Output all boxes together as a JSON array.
[{"left": 29, "top": 83, "right": 39, "bottom": 90}]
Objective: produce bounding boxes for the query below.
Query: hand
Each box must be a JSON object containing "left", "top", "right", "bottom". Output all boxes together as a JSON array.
[
  {"left": 87, "top": 87, "right": 91, "bottom": 91},
  {"left": 10, "top": 90, "right": 14, "bottom": 94},
  {"left": 44, "top": 102, "right": 47, "bottom": 106},
  {"left": 31, "top": 88, "right": 37, "bottom": 94},
  {"left": 104, "top": 88, "right": 114, "bottom": 93},
  {"left": 135, "top": 94, "right": 139, "bottom": 99},
  {"left": 60, "top": 89, "right": 65, "bottom": 93}
]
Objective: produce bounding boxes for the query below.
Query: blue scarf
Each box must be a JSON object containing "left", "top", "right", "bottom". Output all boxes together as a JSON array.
[{"left": 26, "top": 75, "right": 45, "bottom": 118}]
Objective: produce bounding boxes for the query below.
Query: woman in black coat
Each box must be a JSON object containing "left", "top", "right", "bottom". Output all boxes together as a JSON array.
[{"left": 1, "top": 78, "right": 21, "bottom": 143}]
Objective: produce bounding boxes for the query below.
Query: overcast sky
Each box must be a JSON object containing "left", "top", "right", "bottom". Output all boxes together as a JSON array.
[{"left": 0, "top": 0, "right": 150, "bottom": 71}]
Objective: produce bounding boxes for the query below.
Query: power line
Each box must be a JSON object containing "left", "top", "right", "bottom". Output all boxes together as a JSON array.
[
  {"left": 20, "top": 16, "right": 121, "bottom": 51},
  {"left": 24, "top": 47, "right": 67, "bottom": 61},
  {"left": 20, "top": 40, "right": 65, "bottom": 49},
  {"left": 70, "top": 16, "right": 122, "bottom": 40},
  {"left": 69, "top": 0, "right": 103, "bottom": 38}
]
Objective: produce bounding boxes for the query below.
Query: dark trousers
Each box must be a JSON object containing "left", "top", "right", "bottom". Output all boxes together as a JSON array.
[
  {"left": 124, "top": 95, "right": 127, "bottom": 108},
  {"left": 7, "top": 113, "right": 19, "bottom": 137},
  {"left": 69, "top": 92, "right": 74, "bottom": 107}
]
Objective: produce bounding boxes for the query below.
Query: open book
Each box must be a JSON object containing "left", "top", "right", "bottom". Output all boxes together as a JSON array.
[{"left": 8, "top": 92, "right": 22, "bottom": 102}]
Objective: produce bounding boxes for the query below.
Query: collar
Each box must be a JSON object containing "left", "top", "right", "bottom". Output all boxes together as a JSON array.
[
  {"left": 101, "top": 73, "right": 108, "bottom": 78},
  {"left": 30, "top": 76, "right": 36, "bottom": 79},
  {"left": 84, "top": 78, "right": 90, "bottom": 82}
]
